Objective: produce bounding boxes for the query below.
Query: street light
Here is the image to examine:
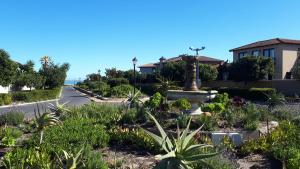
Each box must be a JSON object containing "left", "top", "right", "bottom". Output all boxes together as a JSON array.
[
  {"left": 98, "top": 69, "right": 101, "bottom": 92},
  {"left": 132, "top": 57, "right": 138, "bottom": 95},
  {"left": 189, "top": 46, "right": 205, "bottom": 88}
]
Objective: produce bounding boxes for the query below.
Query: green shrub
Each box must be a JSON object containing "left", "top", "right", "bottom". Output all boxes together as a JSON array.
[
  {"left": 0, "top": 111, "right": 24, "bottom": 126},
  {"left": 218, "top": 87, "right": 276, "bottom": 101},
  {"left": 11, "top": 88, "right": 61, "bottom": 102},
  {"left": 29, "top": 118, "right": 109, "bottom": 154},
  {"left": 2, "top": 146, "right": 108, "bottom": 169},
  {"left": 0, "top": 127, "right": 22, "bottom": 147},
  {"left": 120, "top": 108, "right": 137, "bottom": 125},
  {"left": 172, "top": 98, "right": 191, "bottom": 111},
  {"left": 240, "top": 121, "right": 300, "bottom": 168},
  {"left": 92, "top": 82, "right": 110, "bottom": 96},
  {"left": 65, "top": 103, "right": 122, "bottom": 128},
  {"left": 82, "top": 149, "right": 108, "bottom": 169},
  {"left": 202, "top": 103, "right": 225, "bottom": 113},
  {"left": 193, "top": 155, "right": 235, "bottom": 169},
  {"left": 145, "top": 92, "right": 163, "bottom": 110},
  {"left": 213, "top": 93, "right": 229, "bottom": 105},
  {"left": 109, "top": 127, "right": 160, "bottom": 153},
  {"left": 0, "top": 94, "right": 12, "bottom": 105},
  {"left": 242, "top": 103, "right": 260, "bottom": 131},
  {"left": 199, "top": 64, "right": 218, "bottom": 82},
  {"left": 195, "top": 114, "right": 218, "bottom": 131},
  {"left": 1, "top": 147, "right": 52, "bottom": 168},
  {"left": 110, "top": 84, "right": 137, "bottom": 97},
  {"left": 107, "top": 78, "right": 129, "bottom": 87}
]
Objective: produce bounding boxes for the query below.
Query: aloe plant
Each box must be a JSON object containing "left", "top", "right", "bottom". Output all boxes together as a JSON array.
[
  {"left": 55, "top": 148, "right": 84, "bottom": 169},
  {"left": 34, "top": 105, "right": 61, "bottom": 144},
  {"left": 123, "top": 90, "right": 143, "bottom": 109},
  {"left": 142, "top": 113, "right": 219, "bottom": 169},
  {"left": 48, "top": 101, "right": 70, "bottom": 116}
]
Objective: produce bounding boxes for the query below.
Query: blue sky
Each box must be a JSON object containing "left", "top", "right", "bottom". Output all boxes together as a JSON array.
[{"left": 1, "top": 0, "right": 300, "bottom": 80}]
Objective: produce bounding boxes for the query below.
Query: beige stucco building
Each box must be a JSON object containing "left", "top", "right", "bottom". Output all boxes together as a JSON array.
[{"left": 230, "top": 38, "right": 300, "bottom": 79}]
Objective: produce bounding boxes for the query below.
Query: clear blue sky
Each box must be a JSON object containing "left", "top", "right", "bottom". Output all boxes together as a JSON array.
[{"left": 1, "top": 0, "right": 300, "bottom": 80}]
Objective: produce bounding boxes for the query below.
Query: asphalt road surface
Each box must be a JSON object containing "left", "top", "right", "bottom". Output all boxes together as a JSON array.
[{"left": 0, "top": 86, "right": 91, "bottom": 118}]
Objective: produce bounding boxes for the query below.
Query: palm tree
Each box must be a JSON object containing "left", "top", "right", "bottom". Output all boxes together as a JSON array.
[{"left": 40, "top": 56, "right": 52, "bottom": 69}]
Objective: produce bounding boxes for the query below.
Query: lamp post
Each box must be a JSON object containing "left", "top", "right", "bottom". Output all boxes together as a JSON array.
[
  {"left": 189, "top": 46, "right": 205, "bottom": 88},
  {"left": 98, "top": 69, "right": 101, "bottom": 91},
  {"left": 132, "top": 57, "right": 138, "bottom": 95}
]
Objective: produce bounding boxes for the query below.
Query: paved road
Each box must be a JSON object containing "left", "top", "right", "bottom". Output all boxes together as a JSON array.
[{"left": 0, "top": 86, "right": 91, "bottom": 118}]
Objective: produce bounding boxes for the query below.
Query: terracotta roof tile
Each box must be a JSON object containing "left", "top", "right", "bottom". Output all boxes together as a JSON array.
[
  {"left": 230, "top": 38, "right": 300, "bottom": 52},
  {"left": 138, "top": 63, "right": 156, "bottom": 68}
]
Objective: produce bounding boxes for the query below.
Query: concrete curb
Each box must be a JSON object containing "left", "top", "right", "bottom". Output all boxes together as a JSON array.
[{"left": 0, "top": 87, "right": 63, "bottom": 108}]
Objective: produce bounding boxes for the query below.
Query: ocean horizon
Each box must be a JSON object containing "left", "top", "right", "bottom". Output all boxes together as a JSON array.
[{"left": 64, "top": 80, "right": 81, "bottom": 85}]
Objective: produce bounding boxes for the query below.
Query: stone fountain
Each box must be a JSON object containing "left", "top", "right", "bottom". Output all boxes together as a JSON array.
[{"left": 167, "top": 55, "right": 217, "bottom": 115}]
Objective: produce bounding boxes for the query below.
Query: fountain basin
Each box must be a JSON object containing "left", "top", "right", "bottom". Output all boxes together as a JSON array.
[
  {"left": 167, "top": 90, "right": 218, "bottom": 102},
  {"left": 167, "top": 90, "right": 218, "bottom": 115}
]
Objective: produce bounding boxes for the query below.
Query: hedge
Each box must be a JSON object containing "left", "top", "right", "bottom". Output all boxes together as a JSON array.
[
  {"left": 217, "top": 87, "right": 276, "bottom": 101},
  {"left": 11, "top": 88, "right": 61, "bottom": 103},
  {"left": 0, "top": 94, "right": 13, "bottom": 105}
]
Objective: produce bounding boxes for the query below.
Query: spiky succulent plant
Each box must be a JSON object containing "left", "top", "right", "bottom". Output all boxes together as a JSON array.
[{"left": 142, "top": 113, "right": 219, "bottom": 169}]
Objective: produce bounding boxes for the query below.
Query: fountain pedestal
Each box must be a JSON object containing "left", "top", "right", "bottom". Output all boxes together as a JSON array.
[{"left": 167, "top": 55, "right": 217, "bottom": 115}]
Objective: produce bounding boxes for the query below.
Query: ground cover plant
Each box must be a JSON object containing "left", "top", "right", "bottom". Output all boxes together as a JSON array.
[{"left": 1, "top": 88, "right": 299, "bottom": 168}]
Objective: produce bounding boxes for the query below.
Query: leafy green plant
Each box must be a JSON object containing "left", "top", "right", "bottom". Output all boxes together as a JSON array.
[
  {"left": 0, "top": 94, "right": 12, "bottom": 105},
  {"left": 1, "top": 136, "right": 16, "bottom": 147},
  {"left": 240, "top": 121, "right": 300, "bottom": 168},
  {"left": 110, "top": 84, "right": 138, "bottom": 97},
  {"left": 0, "top": 111, "right": 24, "bottom": 126},
  {"left": 142, "top": 113, "right": 219, "bottom": 169},
  {"left": 172, "top": 98, "right": 192, "bottom": 111},
  {"left": 176, "top": 112, "right": 189, "bottom": 128},
  {"left": 0, "top": 126, "right": 22, "bottom": 147},
  {"left": 212, "top": 93, "right": 229, "bottom": 105},
  {"left": 31, "top": 118, "right": 109, "bottom": 154},
  {"left": 65, "top": 103, "right": 122, "bottom": 128},
  {"left": 242, "top": 103, "right": 260, "bottom": 131},
  {"left": 145, "top": 92, "right": 163, "bottom": 110},
  {"left": 195, "top": 114, "right": 218, "bottom": 131},
  {"left": 202, "top": 103, "right": 225, "bottom": 113},
  {"left": 1, "top": 147, "right": 52, "bottom": 169},
  {"left": 265, "top": 92, "right": 286, "bottom": 134},
  {"left": 120, "top": 108, "right": 138, "bottom": 125},
  {"left": 109, "top": 127, "right": 160, "bottom": 153}
]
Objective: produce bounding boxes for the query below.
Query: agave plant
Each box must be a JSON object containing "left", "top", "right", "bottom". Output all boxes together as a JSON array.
[
  {"left": 122, "top": 90, "right": 143, "bottom": 109},
  {"left": 48, "top": 101, "right": 70, "bottom": 116},
  {"left": 142, "top": 113, "right": 219, "bottom": 169},
  {"left": 34, "top": 104, "right": 61, "bottom": 144},
  {"left": 55, "top": 148, "right": 84, "bottom": 169}
]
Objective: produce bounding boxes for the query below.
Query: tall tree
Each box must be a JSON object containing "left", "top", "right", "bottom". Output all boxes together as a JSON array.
[
  {"left": 39, "top": 57, "right": 70, "bottom": 89},
  {"left": 0, "top": 49, "right": 18, "bottom": 86},
  {"left": 229, "top": 56, "right": 274, "bottom": 82}
]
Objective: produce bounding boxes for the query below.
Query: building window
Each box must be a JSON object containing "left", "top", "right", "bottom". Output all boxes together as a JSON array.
[
  {"left": 238, "top": 52, "right": 248, "bottom": 59},
  {"left": 252, "top": 50, "right": 260, "bottom": 57},
  {"left": 263, "top": 48, "right": 275, "bottom": 64}
]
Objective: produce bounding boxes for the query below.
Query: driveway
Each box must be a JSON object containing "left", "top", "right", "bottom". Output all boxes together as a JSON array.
[{"left": 0, "top": 86, "right": 91, "bottom": 118}]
